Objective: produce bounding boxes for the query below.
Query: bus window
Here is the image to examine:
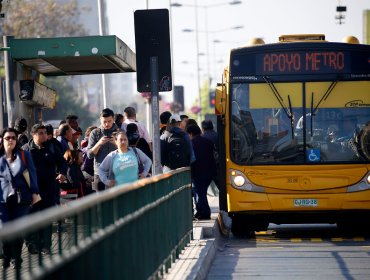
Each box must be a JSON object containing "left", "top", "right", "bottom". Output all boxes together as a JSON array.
[
  {"left": 230, "top": 83, "right": 302, "bottom": 164},
  {"left": 230, "top": 81, "right": 370, "bottom": 164},
  {"left": 306, "top": 81, "right": 370, "bottom": 162}
]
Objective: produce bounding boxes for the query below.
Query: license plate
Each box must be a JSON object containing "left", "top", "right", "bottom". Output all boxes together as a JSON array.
[{"left": 294, "top": 199, "right": 318, "bottom": 207}]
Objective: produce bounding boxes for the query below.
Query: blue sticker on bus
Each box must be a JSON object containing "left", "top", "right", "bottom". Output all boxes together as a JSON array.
[{"left": 307, "top": 149, "right": 320, "bottom": 162}]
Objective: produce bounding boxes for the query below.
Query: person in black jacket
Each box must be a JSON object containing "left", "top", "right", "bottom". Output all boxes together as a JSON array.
[
  {"left": 13, "top": 117, "right": 29, "bottom": 147},
  {"left": 186, "top": 124, "right": 216, "bottom": 220},
  {"left": 23, "top": 124, "right": 68, "bottom": 254},
  {"left": 160, "top": 111, "right": 171, "bottom": 135}
]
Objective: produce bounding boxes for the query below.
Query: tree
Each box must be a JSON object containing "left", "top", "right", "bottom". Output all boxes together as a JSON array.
[
  {"left": 2, "top": 0, "right": 86, "bottom": 38},
  {"left": 42, "top": 77, "right": 95, "bottom": 130},
  {"left": 1, "top": 0, "right": 94, "bottom": 130}
]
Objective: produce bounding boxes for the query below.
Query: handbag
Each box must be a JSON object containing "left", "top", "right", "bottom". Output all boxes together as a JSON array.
[
  {"left": 5, "top": 163, "right": 27, "bottom": 205},
  {"left": 5, "top": 151, "right": 33, "bottom": 205}
]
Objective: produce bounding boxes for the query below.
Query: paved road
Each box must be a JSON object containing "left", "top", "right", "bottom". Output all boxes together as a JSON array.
[{"left": 207, "top": 224, "right": 370, "bottom": 280}]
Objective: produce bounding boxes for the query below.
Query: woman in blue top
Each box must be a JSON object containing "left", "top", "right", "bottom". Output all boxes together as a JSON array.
[
  {"left": 0, "top": 128, "right": 40, "bottom": 269},
  {"left": 98, "top": 132, "right": 152, "bottom": 187}
]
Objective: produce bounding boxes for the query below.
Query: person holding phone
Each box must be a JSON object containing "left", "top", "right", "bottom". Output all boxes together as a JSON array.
[{"left": 87, "top": 108, "right": 122, "bottom": 191}]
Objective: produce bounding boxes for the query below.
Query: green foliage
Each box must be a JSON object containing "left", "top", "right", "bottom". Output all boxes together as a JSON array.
[
  {"left": 42, "top": 77, "right": 95, "bottom": 131},
  {"left": 1, "top": 0, "right": 94, "bottom": 130},
  {"left": 2, "top": 0, "right": 86, "bottom": 38}
]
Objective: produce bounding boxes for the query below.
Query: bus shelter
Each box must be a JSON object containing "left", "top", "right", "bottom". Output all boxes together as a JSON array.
[{"left": 2, "top": 35, "right": 136, "bottom": 129}]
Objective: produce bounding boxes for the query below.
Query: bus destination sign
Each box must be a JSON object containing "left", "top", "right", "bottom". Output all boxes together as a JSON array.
[{"left": 256, "top": 51, "right": 350, "bottom": 75}]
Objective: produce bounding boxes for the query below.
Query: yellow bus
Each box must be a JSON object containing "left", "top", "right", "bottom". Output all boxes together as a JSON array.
[{"left": 215, "top": 34, "right": 370, "bottom": 236}]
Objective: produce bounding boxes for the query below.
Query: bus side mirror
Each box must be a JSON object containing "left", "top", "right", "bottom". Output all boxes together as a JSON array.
[{"left": 215, "top": 83, "right": 226, "bottom": 116}]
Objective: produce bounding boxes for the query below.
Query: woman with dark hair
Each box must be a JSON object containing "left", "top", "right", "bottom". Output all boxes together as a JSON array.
[
  {"left": 0, "top": 128, "right": 40, "bottom": 269},
  {"left": 114, "top": 113, "right": 124, "bottom": 128},
  {"left": 63, "top": 149, "right": 93, "bottom": 198},
  {"left": 98, "top": 132, "right": 152, "bottom": 187}
]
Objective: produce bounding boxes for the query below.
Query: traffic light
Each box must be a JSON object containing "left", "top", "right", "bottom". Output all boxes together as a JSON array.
[{"left": 209, "top": 90, "right": 216, "bottom": 108}]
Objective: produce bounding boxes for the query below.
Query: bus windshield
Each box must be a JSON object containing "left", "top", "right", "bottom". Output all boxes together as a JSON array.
[{"left": 230, "top": 81, "right": 370, "bottom": 164}]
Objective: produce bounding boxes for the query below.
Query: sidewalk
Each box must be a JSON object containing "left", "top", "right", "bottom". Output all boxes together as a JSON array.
[{"left": 165, "top": 191, "right": 224, "bottom": 280}]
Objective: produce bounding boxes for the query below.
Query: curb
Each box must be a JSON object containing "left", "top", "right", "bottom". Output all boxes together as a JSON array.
[{"left": 164, "top": 212, "right": 224, "bottom": 280}]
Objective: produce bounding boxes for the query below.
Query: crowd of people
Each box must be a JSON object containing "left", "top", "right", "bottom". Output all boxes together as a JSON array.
[{"left": 0, "top": 108, "right": 219, "bottom": 269}]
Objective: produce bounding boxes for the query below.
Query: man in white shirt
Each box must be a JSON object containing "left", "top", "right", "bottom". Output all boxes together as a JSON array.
[{"left": 121, "top": 106, "right": 152, "bottom": 149}]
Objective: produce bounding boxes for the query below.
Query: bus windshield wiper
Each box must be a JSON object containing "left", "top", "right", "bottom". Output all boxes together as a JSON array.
[
  {"left": 310, "top": 92, "right": 314, "bottom": 138},
  {"left": 263, "top": 76, "right": 294, "bottom": 139},
  {"left": 288, "top": 95, "right": 294, "bottom": 139},
  {"left": 312, "top": 81, "right": 338, "bottom": 116}
]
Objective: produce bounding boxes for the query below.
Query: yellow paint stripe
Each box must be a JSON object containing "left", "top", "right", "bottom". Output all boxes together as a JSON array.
[
  {"left": 256, "top": 238, "right": 278, "bottom": 242},
  {"left": 353, "top": 237, "right": 365, "bottom": 242},
  {"left": 311, "top": 238, "right": 323, "bottom": 242},
  {"left": 331, "top": 238, "right": 343, "bottom": 242},
  {"left": 291, "top": 238, "right": 302, "bottom": 242}
]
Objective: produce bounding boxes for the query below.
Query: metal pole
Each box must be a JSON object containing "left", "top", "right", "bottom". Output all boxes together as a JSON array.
[
  {"left": 3, "top": 35, "right": 15, "bottom": 128},
  {"left": 0, "top": 78, "right": 3, "bottom": 131},
  {"left": 169, "top": 0, "right": 175, "bottom": 106},
  {"left": 98, "top": 0, "right": 109, "bottom": 108},
  {"left": 204, "top": 7, "right": 211, "bottom": 86},
  {"left": 194, "top": 0, "right": 202, "bottom": 123},
  {"left": 146, "top": 99, "right": 151, "bottom": 137},
  {"left": 150, "top": 56, "right": 162, "bottom": 175}
]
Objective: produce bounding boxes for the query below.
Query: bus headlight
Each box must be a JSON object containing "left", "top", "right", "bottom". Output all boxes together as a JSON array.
[
  {"left": 234, "top": 175, "right": 245, "bottom": 187},
  {"left": 347, "top": 172, "right": 370, "bottom": 192},
  {"left": 229, "top": 169, "right": 265, "bottom": 193}
]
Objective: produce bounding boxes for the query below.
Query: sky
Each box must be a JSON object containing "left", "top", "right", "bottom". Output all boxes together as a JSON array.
[{"left": 106, "top": 0, "right": 370, "bottom": 111}]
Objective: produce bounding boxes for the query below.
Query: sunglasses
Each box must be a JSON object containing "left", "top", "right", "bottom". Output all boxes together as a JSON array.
[{"left": 3, "top": 136, "right": 17, "bottom": 141}]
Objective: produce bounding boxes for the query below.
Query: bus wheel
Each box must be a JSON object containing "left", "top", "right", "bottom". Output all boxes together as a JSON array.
[
  {"left": 231, "top": 216, "right": 254, "bottom": 237},
  {"left": 337, "top": 220, "right": 370, "bottom": 235}
]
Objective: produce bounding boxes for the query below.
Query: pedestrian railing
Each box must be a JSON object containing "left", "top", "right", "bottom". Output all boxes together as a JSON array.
[{"left": 0, "top": 168, "right": 192, "bottom": 280}]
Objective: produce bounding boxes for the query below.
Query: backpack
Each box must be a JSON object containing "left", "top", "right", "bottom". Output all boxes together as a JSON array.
[
  {"left": 166, "top": 132, "right": 191, "bottom": 169},
  {"left": 81, "top": 147, "right": 94, "bottom": 176}
]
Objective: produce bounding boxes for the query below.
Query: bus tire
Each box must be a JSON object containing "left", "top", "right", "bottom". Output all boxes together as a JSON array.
[{"left": 231, "top": 216, "right": 254, "bottom": 237}]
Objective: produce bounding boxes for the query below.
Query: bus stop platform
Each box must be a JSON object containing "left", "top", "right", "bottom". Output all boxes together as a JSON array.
[{"left": 165, "top": 193, "right": 226, "bottom": 280}]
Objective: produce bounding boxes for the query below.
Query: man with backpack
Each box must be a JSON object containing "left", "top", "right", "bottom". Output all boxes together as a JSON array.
[{"left": 160, "top": 114, "right": 195, "bottom": 173}]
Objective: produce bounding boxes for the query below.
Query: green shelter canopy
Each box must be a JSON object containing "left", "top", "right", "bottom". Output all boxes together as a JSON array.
[{"left": 9, "top": 35, "right": 136, "bottom": 76}]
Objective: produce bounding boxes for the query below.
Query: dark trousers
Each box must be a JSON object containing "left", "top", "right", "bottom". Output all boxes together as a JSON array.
[
  {"left": 26, "top": 197, "right": 54, "bottom": 251},
  {"left": 0, "top": 198, "right": 30, "bottom": 263},
  {"left": 192, "top": 178, "right": 212, "bottom": 218}
]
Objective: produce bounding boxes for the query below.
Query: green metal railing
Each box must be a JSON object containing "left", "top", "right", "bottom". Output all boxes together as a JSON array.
[{"left": 0, "top": 168, "right": 192, "bottom": 280}]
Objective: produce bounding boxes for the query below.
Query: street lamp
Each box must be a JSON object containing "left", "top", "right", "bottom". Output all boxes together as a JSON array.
[
  {"left": 183, "top": 25, "right": 244, "bottom": 85},
  {"left": 172, "top": 0, "right": 242, "bottom": 122}
]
